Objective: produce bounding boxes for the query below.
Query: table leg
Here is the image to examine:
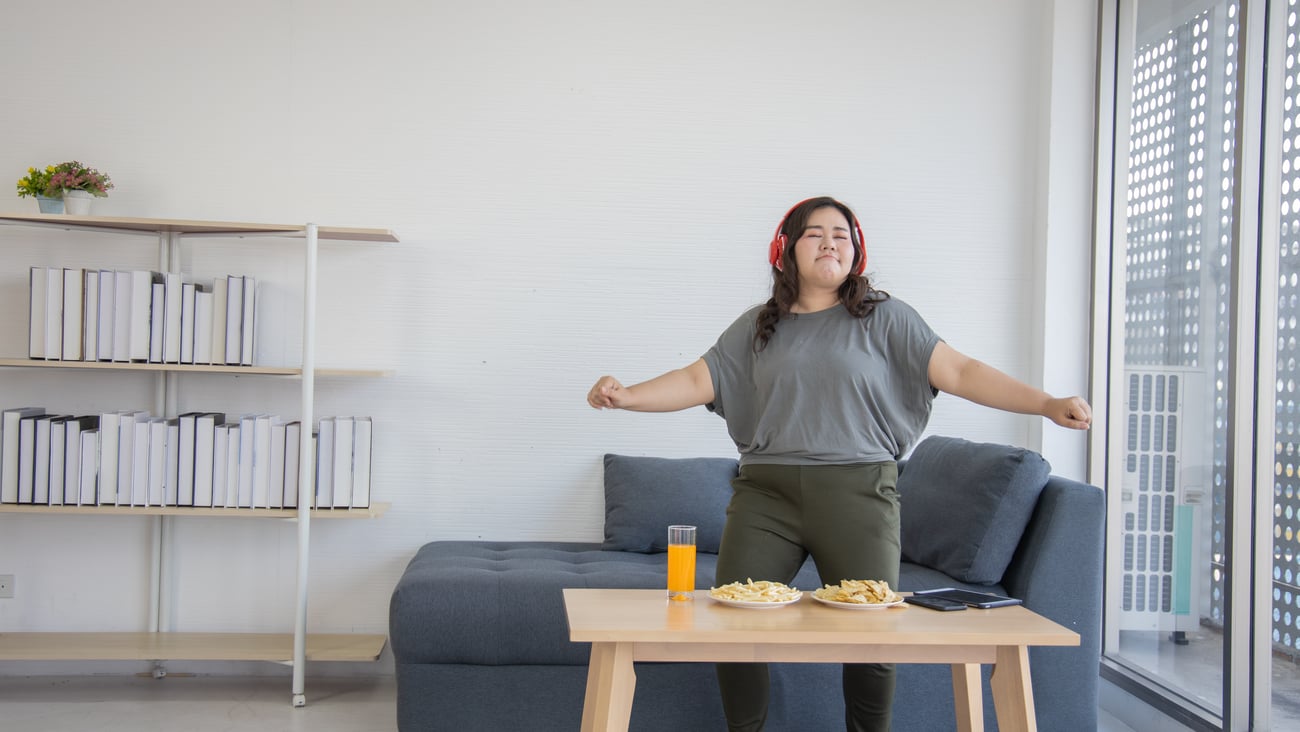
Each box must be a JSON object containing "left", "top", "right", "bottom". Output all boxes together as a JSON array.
[
  {"left": 580, "top": 642, "right": 637, "bottom": 732},
  {"left": 989, "top": 645, "right": 1036, "bottom": 732},
  {"left": 950, "top": 663, "right": 984, "bottom": 732}
]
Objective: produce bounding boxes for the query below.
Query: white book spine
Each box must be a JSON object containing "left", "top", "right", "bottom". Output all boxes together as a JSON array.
[
  {"left": 96, "top": 270, "right": 115, "bottom": 361},
  {"left": 209, "top": 277, "right": 227, "bottom": 365},
  {"left": 29, "top": 267, "right": 47, "bottom": 359},
  {"left": 163, "top": 272, "right": 182, "bottom": 363},
  {"left": 352, "top": 417, "right": 372, "bottom": 509},
  {"left": 61, "top": 267, "right": 83, "bottom": 361},
  {"left": 283, "top": 421, "right": 301, "bottom": 509},
  {"left": 48, "top": 417, "right": 66, "bottom": 505},
  {"left": 316, "top": 419, "right": 334, "bottom": 509},
  {"left": 268, "top": 418, "right": 287, "bottom": 509},
  {"left": 112, "top": 271, "right": 131, "bottom": 362},
  {"left": 83, "top": 271, "right": 98, "bottom": 363},
  {"left": 97, "top": 412, "right": 121, "bottom": 504},
  {"left": 34, "top": 416, "right": 55, "bottom": 504},
  {"left": 179, "top": 281, "right": 197, "bottom": 364},
  {"left": 131, "top": 419, "right": 150, "bottom": 506},
  {"left": 44, "top": 268, "right": 63, "bottom": 361},
  {"left": 17, "top": 417, "right": 37, "bottom": 503},
  {"left": 149, "top": 282, "right": 165, "bottom": 364},
  {"left": 331, "top": 417, "right": 353, "bottom": 508},
  {"left": 193, "top": 412, "right": 222, "bottom": 507},
  {"left": 224, "top": 275, "right": 243, "bottom": 365},
  {"left": 240, "top": 276, "right": 256, "bottom": 366},
  {"left": 237, "top": 416, "right": 256, "bottom": 507},
  {"left": 251, "top": 415, "right": 272, "bottom": 508},
  {"left": 164, "top": 420, "right": 179, "bottom": 506},
  {"left": 212, "top": 425, "right": 229, "bottom": 508},
  {"left": 128, "top": 270, "right": 157, "bottom": 362},
  {"left": 224, "top": 425, "right": 240, "bottom": 508},
  {"left": 78, "top": 429, "right": 99, "bottom": 505},
  {"left": 147, "top": 419, "right": 167, "bottom": 507},
  {"left": 177, "top": 412, "right": 200, "bottom": 506},
  {"left": 194, "top": 287, "right": 214, "bottom": 365}
]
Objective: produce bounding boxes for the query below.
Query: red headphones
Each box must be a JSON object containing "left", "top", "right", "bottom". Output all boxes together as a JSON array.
[{"left": 767, "top": 198, "right": 867, "bottom": 275}]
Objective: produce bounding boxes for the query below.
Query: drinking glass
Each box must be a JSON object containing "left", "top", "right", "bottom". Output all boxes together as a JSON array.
[{"left": 667, "top": 525, "right": 696, "bottom": 602}]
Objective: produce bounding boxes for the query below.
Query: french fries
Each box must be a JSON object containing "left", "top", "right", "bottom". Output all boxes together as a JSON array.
[
  {"left": 813, "top": 579, "right": 901, "bottom": 605},
  {"left": 708, "top": 578, "right": 802, "bottom": 603}
]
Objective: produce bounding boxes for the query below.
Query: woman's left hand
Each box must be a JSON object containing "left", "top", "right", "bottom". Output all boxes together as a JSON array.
[{"left": 1046, "top": 396, "right": 1092, "bottom": 430}]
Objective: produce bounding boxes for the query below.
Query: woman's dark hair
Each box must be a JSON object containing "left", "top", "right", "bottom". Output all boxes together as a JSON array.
[{"left": 753, "top": 196, "right": 888, "bottom": 352}]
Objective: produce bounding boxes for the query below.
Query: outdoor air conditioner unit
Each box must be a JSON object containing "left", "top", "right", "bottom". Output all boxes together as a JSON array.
[{"left": 1117, "top": 367, "right": 1209, "bottom": 639}]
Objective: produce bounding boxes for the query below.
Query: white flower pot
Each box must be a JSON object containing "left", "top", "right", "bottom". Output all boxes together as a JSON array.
[{"left": 62, "top": 190, "right": 94, "bottom": 216}]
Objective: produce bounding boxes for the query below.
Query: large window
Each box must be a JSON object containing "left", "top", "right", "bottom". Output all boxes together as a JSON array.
[{"left": 1100, "top": 0, "right": 1300, "bottom": 728}]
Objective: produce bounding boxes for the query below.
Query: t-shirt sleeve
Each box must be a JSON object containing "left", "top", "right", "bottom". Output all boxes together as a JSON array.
[
  {"left": 881, "top": 298, "right": 942, "bottom": 423},
  {"left": 701, "top": 308, "right": 759, "bottom": 420}
]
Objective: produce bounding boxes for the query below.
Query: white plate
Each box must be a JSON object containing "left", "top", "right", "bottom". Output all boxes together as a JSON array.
[
  {"left": 708, "top": 593, "right": 803, "bottom": 609},
  {"left": 812, "top": 595, "right": 905, "bottom": 610}
]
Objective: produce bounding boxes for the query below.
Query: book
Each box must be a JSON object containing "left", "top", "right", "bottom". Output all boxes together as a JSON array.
[
  {"left": 116, "top": 410, "right": 150, "bottom": 505},
  {"left": 212, "top": 424, "right": 230, "bottom": 508},
  {"left": 34, "top": 415, "right": 70, "bottom": 504},
  {"left": 251, "top": 414, "right": 272, "bottom": 508},
  {"left": 63, "top": 416, "right": 98, "bottom": 504},
  {"left": 268, "top": 418, "right": 287, "bottom": 509},
  {"left": 209, "top": 276, "right": 227, "bottom": 365},
  {"left": 163, "top": 419, "right": 179, "bottom": 506},
  {"left": 179, "top": 281, "right": 197, "bottom": 364},
  {"left": 149, "top": 281, "right": 165, "bottom": 363},
  {"left": 77, "top": 428, "right": 99, "bottom": 505},
  {"left": 29, "top": 266, "right": 46, "bottom": 359},
  {"left": 48, "top": 415, "right": 67, "bottom": 505},
  {"left": 237, "top": 415, "right": 257, "bottom": 507},
  {"left": 44, "top": 267, "right": 63, "bottom": 361},
  {"left": 83, "top": 270, "right": 99, "bottom": 363},
  {"left": 147, "top": 418, "right": 168, "bottom": 506},
  {"left": 240, "top": 276, "right": 256, "bottom": 366},
  {"left": 2, "top": 407, "right": 45, "bottom": 503},
  {"left": 283, "top": 421, "right": 302, "bottom": 509},
  {"left": 17, "top": 414, "right": 39, "bottom": 503},
  {"left": 194, "top": 286, "right": 214, "bottom": 365},
  {"left": 331, "top": 416, "right": 353, "bottom": 508},
  {"left": 162, "top": 272, "right": 182, "bottom": 363},
  {"left": 316, "top": 418, "right": 334, "bottom": 509},
  {"left": 176, "top": 411, "right": 203, "bottom": 506},
  {"left": 97, "top": 411, "right": 122, "bottom": 504},
  {"left": 352, "top": 417, "right": 372, "bottom": 509},
  {"left": 192, "top": 412, "right": 225, "bottom": 507},
  {"left": 224, "top": 423, "right": 240, "bottom": 508},
  {"left": 131, "top": 417, "right": 150, "bottom": 506},
  {"left": 112, "top": 270, "right": 131, "bottom": 361},
  {"left": 224, "top": 275, "right": 243, "bottom": 365},
  {"left": 128, "top": 270, "right": 161, "bottom": 362},
  {"left": 61, "top": 267, "right": 83, "bottom": 361},
  {"left": 96, "top": 270, "right": 115, "bottom": 361}
]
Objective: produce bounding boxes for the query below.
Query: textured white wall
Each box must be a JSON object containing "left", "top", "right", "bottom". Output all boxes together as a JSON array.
[{"left": 0, "top": 0, "right": 1096, "bottom": 675}]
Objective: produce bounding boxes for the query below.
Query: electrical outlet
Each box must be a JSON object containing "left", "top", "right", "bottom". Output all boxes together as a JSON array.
[{"left": 0, "top": 574, "right": 13, "bottom": 599}]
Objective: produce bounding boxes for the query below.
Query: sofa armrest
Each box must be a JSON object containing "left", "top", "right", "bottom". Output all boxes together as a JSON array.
[{"left": 1001, "top": 475, "right": 1104, "bottom": 731}]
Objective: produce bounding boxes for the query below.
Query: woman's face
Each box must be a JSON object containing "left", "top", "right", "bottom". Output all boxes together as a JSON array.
[{"left": 792, "top": 206, "right": 855, "bottom": 288}]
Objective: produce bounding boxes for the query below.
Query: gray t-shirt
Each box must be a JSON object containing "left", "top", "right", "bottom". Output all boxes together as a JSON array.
[{"left": 701, "top": 297, "right": 941, "bottom": 465}]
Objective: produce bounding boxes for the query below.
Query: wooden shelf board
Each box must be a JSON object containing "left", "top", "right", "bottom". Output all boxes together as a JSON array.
[
  {"left": 0, "top": 358, "right": 392, "bottom": 378},
  {"left": 0, "top": 502, "right": 390, "bottom": 519},
  {"left": 0, "top": 632, "right": 387, "bottom": 662},
  {"left": 0, "top": 213, "right": 398, "bottom": 242}
]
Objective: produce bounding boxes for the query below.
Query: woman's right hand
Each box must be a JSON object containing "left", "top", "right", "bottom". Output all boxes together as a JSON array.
[{"left": 588, "top": 375, "right": 628, "bottom": 409}]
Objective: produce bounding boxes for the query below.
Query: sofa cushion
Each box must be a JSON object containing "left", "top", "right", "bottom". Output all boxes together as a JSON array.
[
  {"left": 898, "top": 436, "right": 1050, "bottom": 584},
  {"left": 602, "top": 454, "right": 736, "bottom": 554}
]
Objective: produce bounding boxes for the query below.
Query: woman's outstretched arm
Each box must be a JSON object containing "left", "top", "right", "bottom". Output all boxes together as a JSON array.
[
  {"left": 927, "top": 342, "right": 1091, "bottom": 430},
  {"left": 588, "top": 358, "right": 715, "bottom": 412}
]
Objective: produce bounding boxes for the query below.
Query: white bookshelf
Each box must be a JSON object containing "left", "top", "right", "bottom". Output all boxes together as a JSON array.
[{"left": 0, "top": 213, "right": 398, "bottom": 705}]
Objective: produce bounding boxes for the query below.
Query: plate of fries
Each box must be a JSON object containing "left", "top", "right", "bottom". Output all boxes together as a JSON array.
[
  {"left": 812, "top": 579, "right": 905, "bottom": 609},
  {"left": 708, "top": 579, "right": 803, "bottom": 608}
]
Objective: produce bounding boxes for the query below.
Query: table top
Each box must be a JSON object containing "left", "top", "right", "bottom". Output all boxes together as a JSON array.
[{"left": 563, "top": 589, "right": 1079, "bottom": 648}]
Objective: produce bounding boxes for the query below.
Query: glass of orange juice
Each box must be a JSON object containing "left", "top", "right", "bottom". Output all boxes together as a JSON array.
[{"left": 667, "top": 525, "right": 697, "bottom": 602}]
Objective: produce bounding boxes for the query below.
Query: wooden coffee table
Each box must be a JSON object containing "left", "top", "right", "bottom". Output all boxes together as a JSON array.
[{"left": 563, "top": 588, "right": 1079, "bottom": 732}]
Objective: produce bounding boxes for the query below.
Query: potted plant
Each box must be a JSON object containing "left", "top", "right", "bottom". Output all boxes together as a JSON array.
[
  {"left": 15, "top": 165, "right": 63, "bottom": 214},
  {"left": 47, "top": 160, "right": 114, "bottom": 215}
]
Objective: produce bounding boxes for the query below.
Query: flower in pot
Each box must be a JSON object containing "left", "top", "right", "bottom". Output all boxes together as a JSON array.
[
  {"left": 15, "top": 165, "right": 63, "bottom": 213},
  {"left": 47, "top": 160, "right": 114, "bottom": 215}
]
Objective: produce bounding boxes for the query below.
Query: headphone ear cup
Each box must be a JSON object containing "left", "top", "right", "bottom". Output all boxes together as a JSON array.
[{"left": 769, "top": 234, "right": 787, "bottom": 271}]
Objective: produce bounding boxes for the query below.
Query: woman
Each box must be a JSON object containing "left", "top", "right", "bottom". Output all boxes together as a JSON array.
[{"left": 587, "top": 196, "right": 1090, "bottom": 732}]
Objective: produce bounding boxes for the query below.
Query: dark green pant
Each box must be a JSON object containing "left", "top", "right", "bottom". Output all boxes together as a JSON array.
[{"left": 714, "top": 462, "right": 901, "bottom": 732}]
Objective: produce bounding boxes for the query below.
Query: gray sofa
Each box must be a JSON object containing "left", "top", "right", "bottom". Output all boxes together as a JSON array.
[{"left": 390, "top": 436, "right": 1104, "bottom": 731}]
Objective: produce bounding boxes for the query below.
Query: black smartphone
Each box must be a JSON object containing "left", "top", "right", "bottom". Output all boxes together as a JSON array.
[
  {"left": 911, "top": 588, "right": 1023, "bottom": 609},
  {"left": 904, "top": 595, "right": 967, "bottom": 611}
]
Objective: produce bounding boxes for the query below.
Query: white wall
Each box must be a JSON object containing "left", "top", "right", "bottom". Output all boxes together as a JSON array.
[{"left": 0, "top": 0, "right": 1097, "bottom": 675}]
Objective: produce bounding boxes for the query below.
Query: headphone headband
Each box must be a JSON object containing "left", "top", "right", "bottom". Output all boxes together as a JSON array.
[{"left": 767, "top": 198, "right": 867, "bottom": 276}]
